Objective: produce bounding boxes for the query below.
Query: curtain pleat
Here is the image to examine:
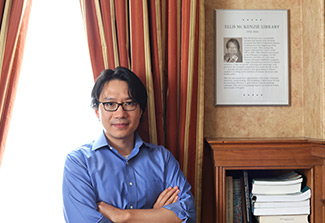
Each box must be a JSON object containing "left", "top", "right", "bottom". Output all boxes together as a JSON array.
[
  {"left": 166, "top": 0, "right": 181, "bottom": 159},
  {"left": 80, "top": 0, "right": 105, "bottom": 78},
  {"left": 80, "top": 1, "right": 205, "bottom": 221},
  {"left": 0, "top": 0, "right": 32, "bottom": 167},
  {"left": 114, "top": 0, "right": 129, "bottom": 68},
  {"left": 129, "top": 0, "right": 155, "bottom": 143},
  {"left": 195, "top": 0, "right": 205, "bottom": 215},
  {"left": 99, "top": 0, "right": 118, "bottom": 68},
  {"left": 148, "top": 0, "right": 165, "bottom": 146}
]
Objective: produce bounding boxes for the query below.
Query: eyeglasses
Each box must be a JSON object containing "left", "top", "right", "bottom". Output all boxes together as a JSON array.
[{"left": 99, "top": 101, "right": 138, "bottom": 112}]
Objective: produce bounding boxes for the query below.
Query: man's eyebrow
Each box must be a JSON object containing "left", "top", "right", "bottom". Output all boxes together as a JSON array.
[
  {"left": 102, "top": 97, "right": 133, "bottom": 101},
  {"left": 102, "top": 97, "right": 114, "bottom": 100}
]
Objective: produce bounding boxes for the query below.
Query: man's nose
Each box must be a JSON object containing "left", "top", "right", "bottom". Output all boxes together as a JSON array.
[{"left": 114, "top": 104, "right": 127, "bottom": 116}]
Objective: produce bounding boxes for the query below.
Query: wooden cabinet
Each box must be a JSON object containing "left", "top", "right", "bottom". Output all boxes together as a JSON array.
[{"left": 206, "top": 138, "right": 325, "bottom": 223}]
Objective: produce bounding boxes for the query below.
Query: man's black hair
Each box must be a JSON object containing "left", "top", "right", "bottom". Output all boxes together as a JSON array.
[{"left": 91, "top": 67, "right": 147, "bottom": 113}]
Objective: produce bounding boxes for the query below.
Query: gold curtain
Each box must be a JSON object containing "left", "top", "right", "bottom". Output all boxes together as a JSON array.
[
  {"left": 80, "top": 0, "right": 205, "bottom": 221},
  {"left": 0, "top": 0, "right": 33, "bottom": 167}
]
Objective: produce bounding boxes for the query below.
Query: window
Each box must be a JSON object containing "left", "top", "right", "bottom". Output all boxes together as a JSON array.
[{"left": 0, "top": 1, "right": 100, "bottom": 222}]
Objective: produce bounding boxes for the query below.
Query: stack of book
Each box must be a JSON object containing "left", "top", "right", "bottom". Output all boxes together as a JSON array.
[{"left": 251, "top": 171, "right": 311, "bottom": 223}]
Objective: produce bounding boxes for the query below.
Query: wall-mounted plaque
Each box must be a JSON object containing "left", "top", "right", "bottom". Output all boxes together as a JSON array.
[{"left": 215, "top": 9, "right": 289, "bottom": 105}]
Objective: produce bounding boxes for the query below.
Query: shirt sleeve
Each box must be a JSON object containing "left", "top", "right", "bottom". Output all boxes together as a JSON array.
[
  {"left": 62, "top": 152, "right": 112, "bottom": 223},
  {"left": 162, "top": 151, "right": 196, "bottom": 223}
]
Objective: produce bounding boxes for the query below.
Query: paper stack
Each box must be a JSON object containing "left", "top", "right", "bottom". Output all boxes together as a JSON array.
[{"left": 251, "top": 171, "right": 311, "bottom": 223}]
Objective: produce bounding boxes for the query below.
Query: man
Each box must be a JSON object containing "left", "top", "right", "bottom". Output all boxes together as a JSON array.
[{"left": 62, "top": 67, "right": 196, "bottom": 222}]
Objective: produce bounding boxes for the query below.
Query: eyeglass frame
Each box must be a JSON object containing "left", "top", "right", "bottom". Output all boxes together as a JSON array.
[{"left": 98, "top": 101, "right": 138, "bottom": 112}]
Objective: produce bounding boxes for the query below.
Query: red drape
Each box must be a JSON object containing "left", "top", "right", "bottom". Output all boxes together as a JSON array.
[
  {"left": 79, "top": 0, "right": 205, "bottom": 221},
  {"left": 0, "top": 0, "right": 33, "bottom": 167}
]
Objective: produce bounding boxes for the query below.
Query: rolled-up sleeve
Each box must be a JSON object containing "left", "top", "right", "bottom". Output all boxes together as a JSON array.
[
  {"left": 62, "top": 153, "right": 111, "bottom": 223},
  {"left": 162, "top": 151, "right": 196, "bottom": 222}
]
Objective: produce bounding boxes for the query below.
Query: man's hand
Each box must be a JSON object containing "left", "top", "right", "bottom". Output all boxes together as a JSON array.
[
  {"left": 153, "top": 186, "right": 180, "bottom": 208},
  {"left": 97, "top": 201, "right": 124, "bottom": 222}
]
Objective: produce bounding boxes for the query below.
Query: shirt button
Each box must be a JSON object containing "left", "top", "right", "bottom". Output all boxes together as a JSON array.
[
  {"left": 126, "top": 161, "right": 129, "bottom": 165},
  {"left": 129, "top": 182, "right": 133, "bottom": 186},
  {"left": 130, "top": 206, "right": 134, "bottom": 209}
]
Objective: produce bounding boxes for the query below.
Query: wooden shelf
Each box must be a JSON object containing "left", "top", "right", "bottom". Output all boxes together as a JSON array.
[{"left": 206, "top": 138, "right": 325, "bottom": 223}]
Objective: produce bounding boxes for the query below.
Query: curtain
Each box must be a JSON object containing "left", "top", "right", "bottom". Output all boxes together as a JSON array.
[
  {"left": 80, "top": 0, "right": 205, "bottom": 221},
  {"left": 0, "top": 0, "right": 33, "bottom": 167}
]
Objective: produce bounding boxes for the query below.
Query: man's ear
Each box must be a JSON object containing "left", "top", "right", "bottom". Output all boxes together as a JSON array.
[
  {"left": 95, "top": 108, "right": 100, "bottom": 119},
  {"left": 139, "top": 109, "right": 144, "bottom": 122}
]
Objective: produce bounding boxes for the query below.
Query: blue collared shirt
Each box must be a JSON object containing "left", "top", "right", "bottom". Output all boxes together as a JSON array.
[{"left": 62, "top": 132, "right": 196, "bottom": 223}]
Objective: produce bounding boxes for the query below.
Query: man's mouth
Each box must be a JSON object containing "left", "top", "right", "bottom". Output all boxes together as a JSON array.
[{"left": 112, "top": 122, "right": 129, "bottom": 128}]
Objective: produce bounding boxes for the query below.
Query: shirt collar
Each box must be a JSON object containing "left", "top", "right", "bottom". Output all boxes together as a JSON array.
[
  {"left": 92, "top": 131, "right": 108, "bottom": 151},
  {"left": 92, "top": 131, "right": 144, "bottom": 152}
]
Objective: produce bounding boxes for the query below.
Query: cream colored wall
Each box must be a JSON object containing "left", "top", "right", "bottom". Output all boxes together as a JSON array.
[
  {"left": 302, "top": 0, "right": 325, "bottom": 138},
  {"left": 204, "top": 0, "right": 325, "bottom": 139}
]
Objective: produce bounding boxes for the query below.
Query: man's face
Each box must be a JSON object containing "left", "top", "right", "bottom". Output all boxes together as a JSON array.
[{"left": 95, "top": 79, "right": 142, "bottom": 143}]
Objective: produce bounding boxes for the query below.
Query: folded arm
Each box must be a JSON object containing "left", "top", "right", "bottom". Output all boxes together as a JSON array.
[
  {"left": 97, "top": 186, "right": 182, "bottom": 223},
  {"left": 98, "top": 203, "right": 182, "bottom": 223}
]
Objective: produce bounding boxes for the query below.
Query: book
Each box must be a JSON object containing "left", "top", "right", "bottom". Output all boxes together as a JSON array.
[
  {"left": 226, "top": 176, "right": 234, "bottom": 223},
  {"left": 252, "top": 171, "right": 303, "bottom": 194},
  {"left": 253, "top": 199, "right": 310, "bottom": 209},
  {"left": 252, "top": 171, "right": 302, "bottom": 184},
  {"left": 257, "top": 215, "right": 309, "bottom": 223},
  {"left": 252, "top": 182, "right": 302, "bottom": 195},
  {"left": 251, "top": 186, "right": 311, "bottom": 202},
  {"left": 240, "top": 177, "right": 247, "bottom": 223},
  {"left": 252, "top": 205, "right": 310, "bottom": 216},
  {"left": 233, "top": 178, "right": 243, "bottom": 223},
  {"left": 243, "top": 170, "right": 252, "bottom": 223}
]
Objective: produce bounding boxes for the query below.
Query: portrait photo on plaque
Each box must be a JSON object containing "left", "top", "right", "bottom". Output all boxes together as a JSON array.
[{"left": 224, "top": 37, "right": 243, "bottom": 63}]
